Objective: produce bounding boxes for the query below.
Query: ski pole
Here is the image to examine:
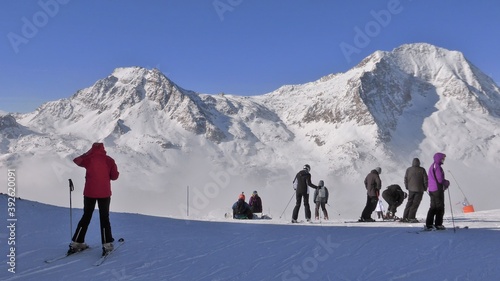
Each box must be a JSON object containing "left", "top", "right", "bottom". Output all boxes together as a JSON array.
[
  {"left": 279, "top": 192, "right": 295, "bottom": 219},
  {"left": 326, "top": 203, "right": 340, "bottom": 217},
  {"left": 68, "top": 179, "right": 75, "bottom": 240},
  {"left": 448, "top": 170, "right": 470, "bottom": 205},
  {"left": 447, "top": 187, "right": 456, "bottom": 233}
]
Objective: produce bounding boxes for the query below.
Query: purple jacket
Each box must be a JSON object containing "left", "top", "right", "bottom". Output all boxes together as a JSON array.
[
  {"left": 249, "top": 195, "right": 263, "bottom": 213},
  {"left": 427, "top": 153, "right": 450, "bottom": 192}
]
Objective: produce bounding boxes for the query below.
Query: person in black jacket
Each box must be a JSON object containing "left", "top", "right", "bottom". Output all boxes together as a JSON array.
[
  {"left": 401, "top": 158, "right": 428, "bottom": 222},
  {"left": 232, "top": 193, "right": 253, "bottom": 219},
  {"left": 382, "top": 184, "right": 407, "bottom": 219},
  {"left": 291, "top": 164, "right": 318, "bottom": 223},
  {"left": 359, "top": 167, "right": 382, "bottom": 222}
]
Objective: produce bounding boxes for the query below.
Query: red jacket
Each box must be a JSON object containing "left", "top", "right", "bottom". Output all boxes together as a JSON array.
[{"left": 73, "top": 143, "right": 119, "bottom": 198}]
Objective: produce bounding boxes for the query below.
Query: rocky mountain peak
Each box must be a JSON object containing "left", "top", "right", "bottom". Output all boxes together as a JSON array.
[
  {"left": 0, "top": 114, "right": 30, "bottom": 139},
  {"left": 5, "top": 43, "right": 499, "bottom": 189},
  {"left": 71, "top": 66, "right": 181, "bottom": 112}
]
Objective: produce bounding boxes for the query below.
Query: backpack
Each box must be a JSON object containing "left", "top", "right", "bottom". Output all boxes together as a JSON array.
[
  {"left": 235, "top": 201, "right": 246, "bottom": 215},
  {"left": 318, "top": 186, "right": 327, "bottom": 198}
]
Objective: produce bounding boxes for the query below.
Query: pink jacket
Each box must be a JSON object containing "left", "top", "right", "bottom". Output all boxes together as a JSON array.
[{"left": 73, "top": 143, "right": 119, "bottom": 198}]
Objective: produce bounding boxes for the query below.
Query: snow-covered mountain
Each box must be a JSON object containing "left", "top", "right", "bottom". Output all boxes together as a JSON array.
[{"left": 1, "top": 43, "right": 500, "bottom": 219}]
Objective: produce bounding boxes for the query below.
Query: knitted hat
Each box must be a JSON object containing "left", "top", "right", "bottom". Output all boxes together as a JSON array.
[
  {"left": 375, "top": 167, "right": 382, "bottom": 174},
  {"left": 238, "top": 193, "right": 245, "bottom": 200}
]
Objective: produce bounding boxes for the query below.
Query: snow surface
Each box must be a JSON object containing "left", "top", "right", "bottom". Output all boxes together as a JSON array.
[{"left": 1, "top": 194, "right": 500, "bottom": 281}]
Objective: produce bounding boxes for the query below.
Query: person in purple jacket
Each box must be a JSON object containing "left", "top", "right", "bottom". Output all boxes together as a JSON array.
[{"left": 424, "top": 152, "right": 450, "bottom": 230}]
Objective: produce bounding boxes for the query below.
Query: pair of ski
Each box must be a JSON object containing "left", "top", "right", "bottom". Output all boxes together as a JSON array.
[
  {"left": 409, "top": 226, "right": 469, "bottom": 234},
  {"left": 343, "top": 219, "right": 397, "bottom": 223},
  {"left": 290, "top": 220, "right": 315, "bottom": 224},
  {"left": 45, "top": 238, "right": 124, "bottom": 266}
]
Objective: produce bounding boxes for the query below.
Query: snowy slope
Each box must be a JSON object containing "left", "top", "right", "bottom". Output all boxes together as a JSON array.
[{"left": 1, "top": 195, "right": 500, "bottom": 281}]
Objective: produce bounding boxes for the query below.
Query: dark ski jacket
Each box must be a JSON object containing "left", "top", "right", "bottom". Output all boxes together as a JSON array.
[
  {"left": 404, "top": 158, "right": 428, "bottom": 192},
  {"left": 428, "top": 152, "right": 450, "bottom": 192},
  {"left": 232, "top": 199, "right": 252, "bottom": 219},
  {"left": 293, "top": 169, "right": 317, "bottom": 194},
  {"left": 249, "top": 195, "right": 263, "bottom": 213},
  {"left": 382, "top": 184, "right": 405, "bottom": 205},
  {"left": 364, "top": 169, "right": 382, "bottom": 197},
  {"left": 73, "top": 143, "right": 119, "bottom": 198}
]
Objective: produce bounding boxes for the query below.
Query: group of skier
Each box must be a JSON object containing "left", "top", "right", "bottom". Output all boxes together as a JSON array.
[
  {"left": 64, "top": 141, "right": 450, "bottom": 261},
  {"left": 359, "top": 152, "right": 449, "bottom": 230},
  {"left": 287, "top": 152, "right": 450, "bottom": 230},
  {"left": 231, "top": 164, "right": 330, "bottom": 222},
  {"left": 362, "top": 172, "right": 409, "bottom": 221},
  {"left": 231, "top": 191, "right": 263, "bottom": 219}
]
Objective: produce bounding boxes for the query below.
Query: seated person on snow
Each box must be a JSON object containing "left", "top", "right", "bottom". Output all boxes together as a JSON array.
[
  {"left": 249, "top": 190, "right": 263, "bottom": 214},
  {"left": 232, "top": 193, "right": 253, "bottom": 219},
  {"left": 382, "top": 184, "right": 407, "bottom": 219}
]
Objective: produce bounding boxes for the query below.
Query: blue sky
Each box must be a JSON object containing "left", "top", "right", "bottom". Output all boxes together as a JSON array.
[{"left": 1, "top": 0, "right": 499, "bottom": 113}]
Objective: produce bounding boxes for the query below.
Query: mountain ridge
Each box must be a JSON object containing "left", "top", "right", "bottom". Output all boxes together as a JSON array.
[{"left": 2, "top": 42, "right": 500, "bottom": 218}]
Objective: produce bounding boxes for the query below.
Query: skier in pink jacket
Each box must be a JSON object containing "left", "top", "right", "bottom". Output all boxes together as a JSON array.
[
  {"left": 424, "top": 152, "right": 450, "bottom": 230},
  {"left": 69, "top": 143, "right": 119, "bottom": 255}
]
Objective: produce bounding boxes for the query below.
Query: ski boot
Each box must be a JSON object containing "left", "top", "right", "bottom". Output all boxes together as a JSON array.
[
  {"left": 385, "top": 211, "right": 394, "bottom": 220},
  {"left": 102, "top": 242, "right": 114, "bottom": 256},
  {"left": 68, "top": 242, "right": 89, "bottom": 255},
  {"left": 435, "top": 225, "right": 446, "bottom": 230}
]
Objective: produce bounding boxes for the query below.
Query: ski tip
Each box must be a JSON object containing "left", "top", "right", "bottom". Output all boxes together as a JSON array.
[{"left": 118, "top": 238, "right": 124, "bottom": 242}]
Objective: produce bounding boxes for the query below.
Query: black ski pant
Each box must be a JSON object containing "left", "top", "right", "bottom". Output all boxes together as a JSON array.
[
  {"left": 361, "top": 195, "right": 378, "bottom": 220},
  {"left": 292, "top": 191, "right": 311, "bottom": 220},
  {"left": 425, "top": 190, "right": 445, "bottom": 227},
  {"left": 402, "top": 191, "right": 424, "bottom": 219},
  {"left": 72, "top": 196, "right": 114, "bottom": 244},
  {"left": 314, "top": 201, "right": 328, "bottom": 219}
]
